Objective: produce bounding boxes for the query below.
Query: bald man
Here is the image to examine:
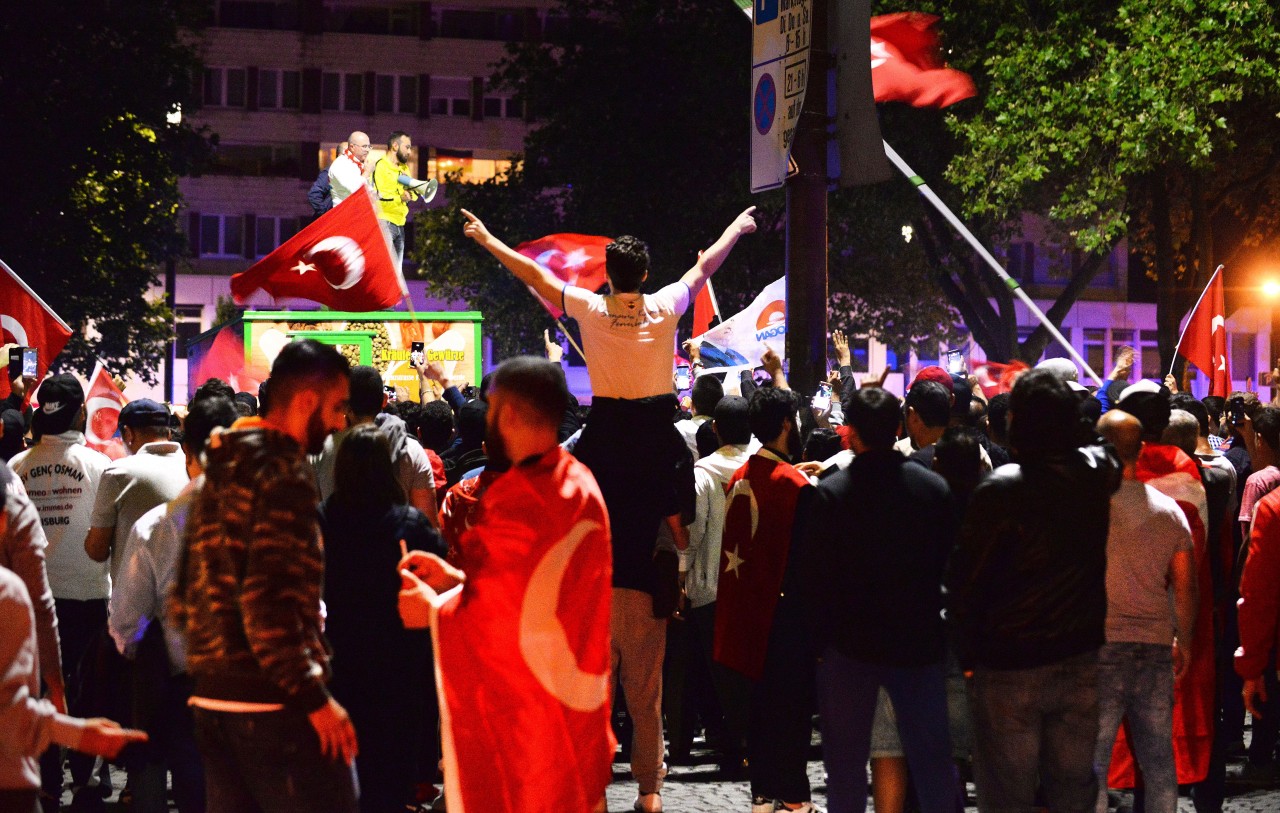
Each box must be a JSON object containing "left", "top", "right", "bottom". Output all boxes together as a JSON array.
[
  {"left": 1092, "top": 409, "right": 1197, "bottom": 813},
  {"left": 328, "top": 131, "right": 372, "bottom": 206}
]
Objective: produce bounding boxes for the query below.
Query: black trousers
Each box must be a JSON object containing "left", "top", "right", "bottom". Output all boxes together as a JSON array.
[
  {"left": 41, "top": 598, "right": 111, "bottom": 797},
  {"left": 746, "top": 601, "right": 816, "bottom": 803}
]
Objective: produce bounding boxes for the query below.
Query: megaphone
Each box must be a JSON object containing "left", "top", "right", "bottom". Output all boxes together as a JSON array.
[{"left": 398, "top": 175, "right": 438, "bottom": 203}]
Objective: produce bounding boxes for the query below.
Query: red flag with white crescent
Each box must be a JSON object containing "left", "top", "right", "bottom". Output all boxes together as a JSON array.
[
  {"left": 230, "top": 190, "right": 406, "bottom": 311},
  {"left": 870, "top": 13, "right": 977, "bottom": 108},
  {"left": 1175, "top": 265, "right": 1231, "bottom": 397},
  {"left": 83, "top": 362, "right": 128, "bottom": 460},
  {"left": 0, "top": 259, "right": 73, "bottom": 399},
  {"left": 513, "top": 234, "right": 612, "bottom": 318},
  {"left": 428, "top": 447, "right": 615, "bottom": 812}
]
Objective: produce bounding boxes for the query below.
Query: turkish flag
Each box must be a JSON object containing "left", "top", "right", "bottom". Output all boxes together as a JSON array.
[
  {"left": 429, "top": 447, "right": 615, "bottom": 812},
  {"left": 692, "top": 280, "right": 719, "bottom": 338},
  {"left": 83, "top": 362, "right": 129, "bottom": 460},
  {"left": 231, "top": 190, "right": 405, "bottom": 311},
  {"left": 714, "top": 453, "right": 812, "bottom": 680},
  {"left": 870, "top": 13, "right": 977, "bottom": 108},
  {"left": 0, "top": 259, "right": 73, "bottom": 398},
  {"left": 189, "top": 326, "right": 268, "bottom": 395},
  {"left": 1176, "top": 265, "right": 1231, "bottom": 397},
  {"left": 513, "top": 234, "right": 612, "bottom": 318}
]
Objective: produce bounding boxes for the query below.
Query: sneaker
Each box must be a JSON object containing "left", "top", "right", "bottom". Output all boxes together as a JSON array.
[
  {"left": 634, "top": 792, "right": 663, "bottom": 812},
  {"left": 751, "top": 796, "right": 777, "bottom": 813}
]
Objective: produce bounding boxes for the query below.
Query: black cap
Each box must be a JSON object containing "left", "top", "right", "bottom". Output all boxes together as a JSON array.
[
  {"left": 119, "top": 398, "right": 171, "bottom": 428},
  {"left": 32, "top": 374, "right": 84, "bottom": 436}
]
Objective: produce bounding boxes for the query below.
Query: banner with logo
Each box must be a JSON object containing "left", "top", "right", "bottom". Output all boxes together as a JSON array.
[
  {"left": 750, "top": 0, "right": 813, "bottom": 193},
  {"left": 697, "top": 277, "right": 785, "bottom": 368}
]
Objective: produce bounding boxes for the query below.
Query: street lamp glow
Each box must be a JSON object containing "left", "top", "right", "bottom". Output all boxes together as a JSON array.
[{"left": 1263, "top": 279, "right": 1280, "bottom": 298}]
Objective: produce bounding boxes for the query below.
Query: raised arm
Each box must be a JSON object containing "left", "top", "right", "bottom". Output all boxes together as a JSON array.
[
  {"left": 679, "top": 207, "right": 758, "bottom": 298},
  {"left": 462, "top": 209, "right": 565, "bottom": 305}
]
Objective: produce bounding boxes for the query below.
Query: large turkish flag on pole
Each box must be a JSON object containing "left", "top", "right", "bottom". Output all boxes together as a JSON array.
[
  {"left": 231, "top": 190, "right": 406, "bottom": 311},
  {"left": 1175, "top": 265, "right": 1231, "bottom": 397},
  {"left": 870, "top": 13, "right": 977, "bottom": 108},
  {"left": 427, "top": 447, "right": 615, "bottom": 813},
  {"left": 513, "top": 234, "right": 612, "bottom": 319},
  {"left": 0, "top": 259, "right": 74, "bottom": 398}
]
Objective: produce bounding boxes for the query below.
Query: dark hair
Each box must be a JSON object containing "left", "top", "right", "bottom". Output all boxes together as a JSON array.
[
  {"left": 331, "top": 423, "right": 405, "bottom": 512},
  {"left": 183, "top": 395, "right": 239, "bottom": 457},
  {"left": 1201, "top": 395, "right": 1225, "bottom": 423},
  {"left": 1078, "top": 394, "right": 1102, "bottom": 426},
  {"left": 802, "top": 427, "right": 843, "bottom": 463},
  {"left": 0, "top": 409, "right": 26, "bottom": 461},
  {"left": 712, "top": 396, "right": 751, "bottom": 446},
  {"left": 192, "top": 377, "right": 235, "bottom": 403},
  {"left": 934, "top": 426, "right": 983, "bottom": 500},
  {"left": 905, "top": 380, "right": 951, "bottom": 429},
  {"left": 257, "top": 380, "right": 270, "bottom": 416},
  {"left": 348, "top": 366, "right": 385, "bottom": 417},
  {"left": 845, "top": 387, "right": 902, "bottom": 450},
  {"left": 748, "top": 386, "right": 798, "bottom": 444},
  {"left": 604, "top": 236, "right": 650, "bottom": 293},
  {"left": 1008, "top": 369, "right": 1087, "bottom": 457},
  {"left": 1171, "top": 393, "right": 1210, "bottom": 437},
  {"left": 418, "top": 400, "right": 455, "bottom": 451},
  {"left": 387, "top": 130, "right": 409, "bottom": 149},
  {"left": 1256, "top": 406, "right": 1280, "bottom": 452},
  {"left": 691, "top": 375, "right": 724, "bottom": 417},
  {"left": 233, "top": 392, "right": 258, "bottom": 416},
  {"left": 267, "top": 339, "right": 350, "bottom": 408},
  {"left": 986, "top": 392, "right": 1011, "bottom": 444},
  {"left": 490, "top": 356, "right": 571, "bottom": 429}
]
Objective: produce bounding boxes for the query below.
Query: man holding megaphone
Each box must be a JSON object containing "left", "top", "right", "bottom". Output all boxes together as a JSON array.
[{"left": 373, "top": 131, "right": 438, "bottom": 271}]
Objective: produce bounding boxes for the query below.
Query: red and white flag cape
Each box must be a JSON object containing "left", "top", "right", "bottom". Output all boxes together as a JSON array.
[
  {"left": 83, "top": 362, "right": 128, "bottom": 460},
  {"left": 230, "top": 190, "right": 405, "bottom": 311},
  {"left": 428, "top": 447, "right": 615, "bottom": 812},
  {"left": 514, "top": 234, "right": 612, "bottom": 318},
  {"left": 870, "top": 13, "right": 977, "bottom": 108},
  {"left": 0, "top": 259, "right": 73, "bottom": 398},
  {"left": 1174, "top": 265, "right": 1231, "bottom": 397}
]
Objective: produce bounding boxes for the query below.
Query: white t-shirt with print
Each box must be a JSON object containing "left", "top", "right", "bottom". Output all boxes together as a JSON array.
[{"left": 563, "top": 282, "right": 690, "bottom": 400}]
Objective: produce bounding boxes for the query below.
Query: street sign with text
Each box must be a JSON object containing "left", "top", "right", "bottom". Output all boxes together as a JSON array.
[{"left": 750, "top": 0, "right": 812, "bottom": 193}]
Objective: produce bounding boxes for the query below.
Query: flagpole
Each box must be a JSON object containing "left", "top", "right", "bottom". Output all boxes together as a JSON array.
[
  {"left": 0, "top": 259, "right": 73, "bottom": 333},
  {"left": 881, "top": 140, "right": 1105, "bottom": 387},
  {"left": 521, "top": 283, "right": 589, "bottom": 362},
  {"left": 706, "top": 278, "right": 723, "bottom": 322},
  {"left": 1167, "top": 265, "right": 1223, "bottom": 378}
]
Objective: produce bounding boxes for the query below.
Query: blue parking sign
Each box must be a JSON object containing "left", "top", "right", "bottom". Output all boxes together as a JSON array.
[{"left": 755, "top": 0, "right": 778, "bottom": 24}]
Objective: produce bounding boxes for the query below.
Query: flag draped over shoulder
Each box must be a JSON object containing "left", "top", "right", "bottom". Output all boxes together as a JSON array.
[
  {"left": 513, "top": 234, "right": 612, "bottom": 319},
  {"left": 0, "top": 259, "right": 73, "bottom": 398},
  {"left": 84, "top": 363, "right": 128, "bottom": 460},
  {"left": 870, "top": 12, "right": 976, "bottom": 108},
  {"left": 1109, "top": 443, "right": 1213, "bottom": 786},
  {"left": 429, "top": 447, "right": 615, "bottom": 813},
  {"left": 230, "top": 190, "right": 405, "bottom": 311},
  {"left": 1175, "top": 266, "right": 1231, "bottom": 398}
]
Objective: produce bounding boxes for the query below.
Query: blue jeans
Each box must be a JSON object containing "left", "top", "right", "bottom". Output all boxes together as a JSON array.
[
  {"left": 1093, "top": 643, "right": 1176, "bottom": 813},
  {"left": 382, "top": 221, "right": 404, "bottom": 269},
  {"left": 815, "top": 647, "right": 956, "bottom": 813},
  {"left": 969, "top": 650, "right": 1099, "bottom": 813},
  {"left": 193, "top": 707, "right": 358, "bottom": 813}
]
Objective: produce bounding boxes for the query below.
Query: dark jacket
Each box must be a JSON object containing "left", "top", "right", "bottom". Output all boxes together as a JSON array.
[
  {"left": 802, "top": 447, "right": 957, "bottom": 666},
  {"left": 946, "top": 444, "right": 1122, "bottom": 671},
  {"left": 170, "top": 424, "right": 332, "bottom": 712},
  {"left": 307, "top": 168, "right": 333, "bottom": 216}
]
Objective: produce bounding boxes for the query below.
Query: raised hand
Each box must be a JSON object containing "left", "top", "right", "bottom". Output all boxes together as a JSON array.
[
  {"left": 732, "top": 206, "right": 758, "bottom": 236},
  {"left": 832, "top": 330, "right": 851, "bottom": 368},
  {"left": 460, "top": 209, "right": 494, "bottom": 247}
]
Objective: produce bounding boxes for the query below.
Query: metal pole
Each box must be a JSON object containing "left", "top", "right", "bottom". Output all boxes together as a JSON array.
[
  {"left": 881, "top": 140, "right": 1105, "bottom": 387},
  {"left": 785, "top": 0, "right": 830, "bottom": 397},
  {"left": 164, "top": 258, "right": 175, "bottom": 403}
]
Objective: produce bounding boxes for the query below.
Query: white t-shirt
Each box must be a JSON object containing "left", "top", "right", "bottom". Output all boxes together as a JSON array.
[
  {"left": 563, "top": 282, "right": 690, "bottom": 400},
  {"left": 9, "top": 433, "right": 111, "bottom": 600},
  {"left": 89, "top": 441, "right": 189, "bottom": 583}
]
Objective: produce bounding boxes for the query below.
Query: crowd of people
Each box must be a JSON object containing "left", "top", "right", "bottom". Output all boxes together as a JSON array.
[{"left": 2, "top": 201, "right": 1280, "bottom": 813}]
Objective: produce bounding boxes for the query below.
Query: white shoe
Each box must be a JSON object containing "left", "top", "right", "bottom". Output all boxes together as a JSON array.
[
  {"left": 633, "top": 792, "right": 663, "bottom": 812},
  {"left": 751, "top": 797, "right": 777, "bottom": 813}
]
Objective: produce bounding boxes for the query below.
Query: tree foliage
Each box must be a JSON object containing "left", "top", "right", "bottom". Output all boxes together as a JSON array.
[
  {"left": 0, "top": 1, "right": 215, "bottom": 382},
  {"left": 412, "top": 0, "right": 959, "bottom": 362},
  {"left": 932, "top": 0, "right": 1280, "bottom": 369}
]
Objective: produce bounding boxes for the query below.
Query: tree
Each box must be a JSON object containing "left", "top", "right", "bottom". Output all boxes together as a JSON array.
[
  {"left": 412, "top": 0, "right": 960, "bottom": 364},
  {"left": 932, "top": 0, "right": 1280, "bottom": 370},
  {"left": 0, "top": 1, "right": 215, "bottom": 382}
]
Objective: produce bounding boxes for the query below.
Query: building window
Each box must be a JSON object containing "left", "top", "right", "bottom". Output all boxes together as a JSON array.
[
  {"left": 174, "top": 305, "right": 204, "bottom": 360},
  {"left": 203, "top": 67, "right": 247, "bottom": 107},
  {"left": 428, "top": 98, "right": 449, "bottom": 116},
  {"left": 254, "top": 216, "right": 300, "bottom": 257},
  {"left": 504, "top": 97, "right": 523, "bottom": 118},
  {"left": 1139, "top": 329, "right": 1161, "bottom": 380},
  {"left": 375, "top": 74, "right": 417, "bottom": 114},
  {"left": 439, "top": 9, "right": 498, "bottom": 39},
  {"left": 1084, "top": 328, "right": 1106, "bottom": 376},
  {"left": 257, "top": 69, "right": 301, "bottom": 109},
  {"left": 343, "top": 73, "right": 363, "bottom": 112},
  {"left": 198, "top": 215, "right": 244, "bottom": 258},
  {"left": 482, "top": 97, "right": 502, "bottom": 118},
  {"left": 209, "top": 143, "right": 304, "bottom": 177},
  {"left": 451, "top": 98, "right": 471, "bottom": 117},
  {"left": 322, "top": 72, "right": 341, "bottom": 110}
]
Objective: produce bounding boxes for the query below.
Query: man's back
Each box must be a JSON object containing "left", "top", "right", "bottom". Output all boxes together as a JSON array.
[
  {"left": 90, "top": 440, "right": 188, "bottom": 580},
  {"left": 563, "top": 283, "right": 689, "bottom": 400},
  {"left": 806, "top": 447, "right": 956, "bottom": 666},
  {"left": 1105, "top": 479, "right": 1193, "bottom": 644},
  {"left": 10, "top": 433, "right": 110, "bottom": 600}
]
